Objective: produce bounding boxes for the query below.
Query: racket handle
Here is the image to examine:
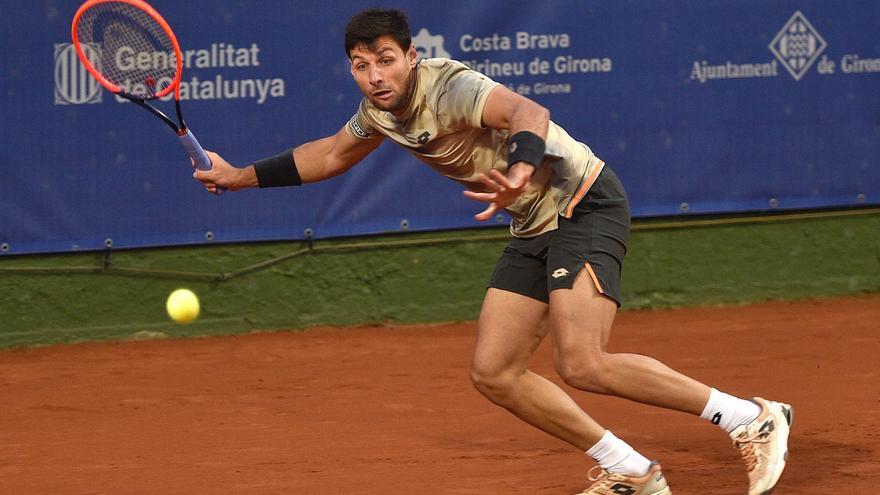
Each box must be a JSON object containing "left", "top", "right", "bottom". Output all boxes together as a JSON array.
[{"left": 178, "top": 129, "right": 226, "bottom": 194}]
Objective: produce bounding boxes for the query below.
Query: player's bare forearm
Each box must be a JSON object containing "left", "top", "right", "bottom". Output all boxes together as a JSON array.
[
  {"left": 194, "top": 126, "right": 381, "bottom": 193},
  {"left": 499, "top": 97, "right": 547, "bottom": 176},
  {"left": 506, "top": 100, "right": 549, "bottom": 145},
  {"left": 294, "top": 127, "right": 384, "bottom": 183},
  {"left": 479, "top": 85, "right": 548, "bottom": 180}
]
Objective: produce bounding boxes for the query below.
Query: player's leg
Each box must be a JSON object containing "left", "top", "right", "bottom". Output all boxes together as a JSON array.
[
  {"left": 545, "top": 166, "right": 710, "bottom": 412},
  {"left": 470, "top": 287, "right": 606, "bottom": 451},
  {"left": 471, "top": 231, "right": 667, "bottom": 494},
  {"left": 549, "top": 166, "right": 791, "bottom": 494},
  {"left": 551, "top": 259, "right": 792, "bottom": 494},
  {"left": 550, "top": 269, "right": 711, "bottom": 413}
]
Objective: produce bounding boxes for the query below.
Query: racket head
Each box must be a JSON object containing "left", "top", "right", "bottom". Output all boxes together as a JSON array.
[{"left": 71, "top": 0, "right": 182, "bottom": 100}]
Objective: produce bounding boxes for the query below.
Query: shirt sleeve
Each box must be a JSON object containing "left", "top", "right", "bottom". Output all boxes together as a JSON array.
[
  {"left": 437, "top": 65, "right": 500, "bottom": 129},
  {"left": 344, "top": 99, "right": 378, "bottom": 140}
]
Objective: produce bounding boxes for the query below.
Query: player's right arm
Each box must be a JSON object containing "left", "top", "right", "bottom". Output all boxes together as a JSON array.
[{"left": 194, "top": 126, "right": 384, "bottom": 193}]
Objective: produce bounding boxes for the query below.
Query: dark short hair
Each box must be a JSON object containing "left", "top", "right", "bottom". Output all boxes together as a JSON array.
[{"left": 344, "top": 9, "right": 412, "bottom": 58}]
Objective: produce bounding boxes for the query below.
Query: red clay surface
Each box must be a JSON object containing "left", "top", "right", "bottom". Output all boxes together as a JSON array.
[{"left": 1, "top": 295, "right": 879, "bottom": 494}]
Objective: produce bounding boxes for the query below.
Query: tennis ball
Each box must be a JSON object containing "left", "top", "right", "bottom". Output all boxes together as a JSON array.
[{"left": 166, "top": 288, "right": 200, "bottom": 324}]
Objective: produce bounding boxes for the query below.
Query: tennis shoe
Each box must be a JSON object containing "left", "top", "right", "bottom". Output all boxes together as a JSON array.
[
  {"left": 730, "top": 397, "right": 793, "bottom": 495},
  {"left": 575, "top": 462, "right": 671, "bottom": 495}
]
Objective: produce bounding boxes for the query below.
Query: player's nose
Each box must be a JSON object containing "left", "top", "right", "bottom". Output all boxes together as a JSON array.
[{"left": 369, "top": 66, "right": 383, "bottom": 85}]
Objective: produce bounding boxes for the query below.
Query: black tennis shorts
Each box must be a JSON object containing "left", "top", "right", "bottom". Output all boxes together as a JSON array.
[{"left": 488, "top": 165, "right": 631, "bottom": 307}]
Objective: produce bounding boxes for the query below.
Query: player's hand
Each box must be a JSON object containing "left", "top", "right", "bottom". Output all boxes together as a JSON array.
[
  {"left": 462, "top": 162, "right": 534, "bottom": 221},
  {"left": 192, "top": 151, "right": 249, "bottom": 193}
]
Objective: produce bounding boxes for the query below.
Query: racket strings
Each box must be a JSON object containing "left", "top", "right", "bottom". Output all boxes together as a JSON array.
[{"left": 75, "top": 2, "right": 178, "bottom": 99}]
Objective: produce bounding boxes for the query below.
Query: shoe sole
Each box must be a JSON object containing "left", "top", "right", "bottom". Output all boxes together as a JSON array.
[
  {"left": 576, "top": 487, "right": 671, "bottom": 495},
  {"left": 760, "top": 402, "right": 793, "bottom": 495}
]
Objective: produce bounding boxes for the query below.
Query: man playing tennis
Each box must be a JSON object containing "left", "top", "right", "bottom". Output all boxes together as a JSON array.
[{"left": 194, "top": 9, "right": 792, "bottom": 494}]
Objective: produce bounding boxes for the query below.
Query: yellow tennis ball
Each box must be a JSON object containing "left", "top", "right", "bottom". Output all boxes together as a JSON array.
[{"left": 166, "top": 288, "right": 200, "bottom": 324}]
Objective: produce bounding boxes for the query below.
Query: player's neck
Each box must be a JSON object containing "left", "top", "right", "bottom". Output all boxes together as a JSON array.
[{"left": 390, "top": 65, "right": 419, "bottom": 118}]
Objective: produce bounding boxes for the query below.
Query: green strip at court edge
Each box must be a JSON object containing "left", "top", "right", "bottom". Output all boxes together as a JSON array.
[{"left": 1, "top": 209, "right": 878, "bottom": 348}]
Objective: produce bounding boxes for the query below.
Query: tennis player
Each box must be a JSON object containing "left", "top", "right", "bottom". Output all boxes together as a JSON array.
[{"left": 194, "top": 9, "right": 792, "bottom": 494}]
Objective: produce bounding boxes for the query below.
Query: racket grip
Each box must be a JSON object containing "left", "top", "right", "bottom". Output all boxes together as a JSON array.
[{"left": 178, "top": 129, "right": 226, "bottom": 194}]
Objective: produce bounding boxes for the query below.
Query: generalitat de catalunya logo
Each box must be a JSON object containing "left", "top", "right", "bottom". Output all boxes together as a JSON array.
[
  {"left": 769, "top": 11, "right": 827, "bottom": 81},
  {"left": 54, "top": 43, "right": 103, "bottom": 105}
]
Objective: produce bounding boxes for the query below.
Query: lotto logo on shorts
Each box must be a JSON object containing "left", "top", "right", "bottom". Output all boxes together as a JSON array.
[
  {"left": 551, "top": 268, "right": 569, "bottom": 279},
  {"left": 769, "top": 11, "right": 827, "bottom": 80},
  {"left": 54, "top": 43, "right": 103, "bottom": 105}
]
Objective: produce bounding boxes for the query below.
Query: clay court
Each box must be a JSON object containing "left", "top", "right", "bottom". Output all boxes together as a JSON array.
[{"left": 1, "top": 295, "right": 878, "bottom": 494}]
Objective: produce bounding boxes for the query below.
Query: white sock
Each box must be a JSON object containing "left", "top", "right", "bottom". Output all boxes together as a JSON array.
[
  {"left": 585, "top": 430, "right": 652, "bottom": 477},
  {"left": 700, "top": 388, "right": 762, "bottom": 433}
]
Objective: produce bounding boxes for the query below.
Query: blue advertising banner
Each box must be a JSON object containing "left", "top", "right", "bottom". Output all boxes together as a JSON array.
[{"left": 1, "top": 1, "right": 878, "bottom": 255}]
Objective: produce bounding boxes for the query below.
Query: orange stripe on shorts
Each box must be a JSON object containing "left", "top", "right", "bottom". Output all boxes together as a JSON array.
[
  {"left": 583, "top": 262, "right": 604, "bottom": 295},
  {"left": 564, "top": 160, "right": 605, "bottom": 218}
]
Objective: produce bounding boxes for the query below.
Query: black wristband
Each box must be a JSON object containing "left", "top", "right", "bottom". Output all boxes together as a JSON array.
[
  {"left": 507, "top": 131, "right": 546, "bottom": 168},
  {"left": 253, "top": 149, "right": 302, "bottom": 188}
]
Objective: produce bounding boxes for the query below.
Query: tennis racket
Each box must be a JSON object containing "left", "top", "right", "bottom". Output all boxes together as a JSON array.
[{"left": 71, "top": 0, "right": 223, "bottom": 193}]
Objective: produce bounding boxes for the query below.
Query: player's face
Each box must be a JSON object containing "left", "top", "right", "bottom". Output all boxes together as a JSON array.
[{"left": 349, "top": 36, "right": 418, "bottom": 115}]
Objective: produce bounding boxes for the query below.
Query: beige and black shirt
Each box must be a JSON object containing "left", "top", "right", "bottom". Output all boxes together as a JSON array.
[{"left": 346, "top": 58, "right": 605, "bottom": 238}]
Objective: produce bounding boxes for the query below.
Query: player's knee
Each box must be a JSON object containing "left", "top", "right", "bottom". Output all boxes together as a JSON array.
[
  {"left": 554, "top": 352, "right": 611, "bottom": 393},
  {"left": 469, "top": 364, "right": 518, "bottom": 404}
]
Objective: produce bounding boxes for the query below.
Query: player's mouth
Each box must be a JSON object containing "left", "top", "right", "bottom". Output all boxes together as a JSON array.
[{"left": 372, "top": 89, "right": 393, "bottom": 101}]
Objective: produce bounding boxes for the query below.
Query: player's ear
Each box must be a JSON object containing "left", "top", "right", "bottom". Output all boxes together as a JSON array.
[{"left": 407, "top": 44, "right": 418, "bottom": 67}]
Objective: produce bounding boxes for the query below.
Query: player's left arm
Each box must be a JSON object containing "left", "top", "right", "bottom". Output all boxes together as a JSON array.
[
  {"left": 463, "top": 85, "right": 550, "bottom": 220},
  {"left": 480, "top": 84, "right": 550, "bottom": 138}
]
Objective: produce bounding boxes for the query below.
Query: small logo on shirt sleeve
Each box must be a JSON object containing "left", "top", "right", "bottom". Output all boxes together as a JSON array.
[{"left": 348, "top": 115, "right": 371, "bottom": 138}]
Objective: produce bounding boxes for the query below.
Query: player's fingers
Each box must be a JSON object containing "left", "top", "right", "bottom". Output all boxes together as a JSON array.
[
  {"left": 476, "top": 172, "right": 504, "bottom": 192},
  {"left": 463, "top": 190, "right": 496, "bottom": 202},
  {"left": 205, "top": 151, "right": 222, "bottom": 169},
  {"left": 488, "top": 169, "right": 515, "bottom": 189},
  {"left": 474, "top": 203, "right": 499, "bottom": 221},
  {"left": 194, "top": 163, "right": 220, "bottom": 181}
]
